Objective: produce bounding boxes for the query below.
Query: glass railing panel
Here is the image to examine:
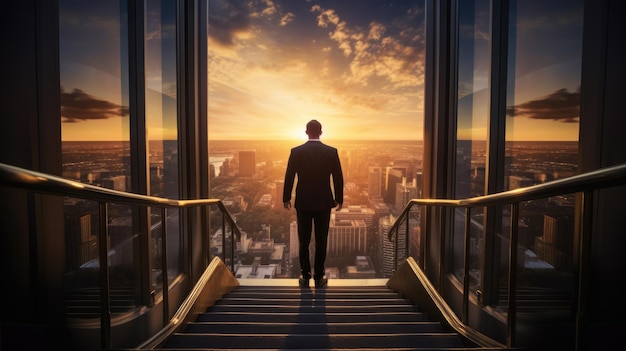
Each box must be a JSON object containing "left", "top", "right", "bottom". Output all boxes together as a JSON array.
[
  {"left": 209, "top": 207, "right": 234, "bottom": 270},
  {"left": 149, "top": 206, "right": 164, "bottom": 293},
  {"left": 64, "top": 199, "right": 140, "bottom": 319},
  {"left": 63, "top": 197, "right": 102, "bottom": 319},
  {"left": 407, "top": 204, "right": 424, "bottom": 268},
  {"left": 163, "top": 208, "right": 182, "bottom": 284},
  {"left": 493, "top": 197, "right": 576, "bottom": 346},
  {"left": 451, "top": 206, "right": 485, "bottom": 293},
  {"left": 148, "top": 206, "right": 182, "bottom": 290},
  {"left": 107, "top": 203, "right": 140, "bottom": 312}
]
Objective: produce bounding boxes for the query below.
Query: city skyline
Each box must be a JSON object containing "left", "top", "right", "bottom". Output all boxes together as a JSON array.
[{"left": 61, "top": 138, "right": 578, "bottom": 279}]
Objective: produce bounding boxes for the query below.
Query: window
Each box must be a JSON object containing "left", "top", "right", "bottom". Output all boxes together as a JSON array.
[
  {"left": 60, "top": 0, "right": 136, "bottom": 310},
  {"left": 145, "top": 0, "right": 182, "bottom": 290},
  {"left": 207, "top": 1, "right": 426, "bottom": 278},
  {"left": 452, "top": 0, "right": 492, "bottom": 290}
]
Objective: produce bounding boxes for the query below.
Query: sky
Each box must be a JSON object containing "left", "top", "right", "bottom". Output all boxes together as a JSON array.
[
  {"left": 206, "top": 0, "right": 426, "bottom": 141},
  {"left": 58, "top": 0, "right": 583, "bottom": 142}
]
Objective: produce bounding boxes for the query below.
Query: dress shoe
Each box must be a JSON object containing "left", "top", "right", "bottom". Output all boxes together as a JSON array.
[
  {"left": 298, "top": 276, "right": 309, "bottom": 288},
  {"left": 314, "top": 277, "right": 327, "bottom": 288}
]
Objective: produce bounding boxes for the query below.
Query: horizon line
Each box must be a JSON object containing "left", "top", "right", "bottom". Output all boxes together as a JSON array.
[{"left": 61, "top": 139, "right": 579, "bottom": 143}]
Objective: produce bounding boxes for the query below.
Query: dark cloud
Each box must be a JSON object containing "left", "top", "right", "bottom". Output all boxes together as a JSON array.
[
  {"left": 208, "top": 0, "right": 251, "bottom": 47},
  {"left": 506, "top": 87, "right": 580, "bottom": 123},
  {"left": 61, "top": 88, "right": 129, "bottom": 123}
]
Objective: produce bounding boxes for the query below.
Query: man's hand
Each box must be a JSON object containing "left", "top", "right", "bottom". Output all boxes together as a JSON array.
[
  {"left": 335, "top": 201, "right": 343, "bottom": 211},
  {"left": 283, "top": 201, "right": 291, "bottom": 210}
]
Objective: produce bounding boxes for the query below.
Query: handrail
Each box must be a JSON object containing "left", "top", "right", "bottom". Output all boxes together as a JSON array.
[
  {"left": 389, "top": 162, "right": 626, "bottom": 241},
  {"left": 0, "top": 162, "right": 240, "bottom": 241},
  {"left": 387, "top": 162, "right": 626, "bottom": 348},
  {"left": 0, "top": 162, "right": 241, "bottom": 349},
  {"left": 0, "top": 162, "right": 232, "bottom": 210}
]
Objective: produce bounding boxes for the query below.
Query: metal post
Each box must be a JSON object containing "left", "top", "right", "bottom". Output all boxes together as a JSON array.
[
  {"left": 160, "top": 207, "right": 169, "bottom": 326},
  {"left": 222, "top": 213, "right": 226, "bottom": 264},
  {"left": 575, "top": 191, "right": 592, "bottom": 350},
  {"left": 462, "top": 207, "right": 471, "bottom": 324},
  {"left": 507, "top": 202, "right": 519, "bottom": 348},
  {"left": 393, "top": 224, "right": 398, "bottom": 272},
  {"left": 230, "top": 223, "right": 235, "bottom": 272},
  {"left": 405, "top": 206, "right": 411, "bottom": 261},
  {"left": 98, "top": 202, "right": 111, "bottom": 349}
]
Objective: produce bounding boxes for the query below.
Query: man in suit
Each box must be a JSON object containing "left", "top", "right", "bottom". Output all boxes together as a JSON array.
[{"left": 283, "top": 120, "right": 344, "bottom": 288}]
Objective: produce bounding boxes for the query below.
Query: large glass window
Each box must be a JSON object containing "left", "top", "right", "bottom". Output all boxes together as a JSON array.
[
  {"left": 496, "top": 0, "right": 583, "bottom": 339},
  {"left": 452, "top": 0, "right": 491, "bottom": 290},
  {"left": 59, "top": 0, "right": 137, "bottom": 315},
  {"left": 59, "top": 0, "right": 185, "bottom": 317},
  {"left": 145, "top": 0, "right": 181, "bottom": 291},
  {"left": 207, "top": 1, "right": 426, "bottom": 278}
]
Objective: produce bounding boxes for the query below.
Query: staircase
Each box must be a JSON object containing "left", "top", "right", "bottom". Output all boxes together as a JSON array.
[
  {"left": 159, "top": 282, "right": 481, "bottom": 350},
  {"left": 65, "top": 286, "right": 137, "bottom": 319}
]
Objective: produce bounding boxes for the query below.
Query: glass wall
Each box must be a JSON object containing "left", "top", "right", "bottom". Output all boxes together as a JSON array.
[
  {"left": 447, "top": 0, "right": 583, "bottom": 341},
  {"left": 59, "top": 0, "right": 185, "bottom": 317},
  {"left": 59, "top": 0, "right": 138, "bottom": 316},
  {"left": 498, "top": 0, "right": 582, "bottom": 344},
  {"left": 145, "top": 0, "right": 182, "bottom": 292},
  {"left": 452, "top": 0, "right": 491, "bottom": 291}
]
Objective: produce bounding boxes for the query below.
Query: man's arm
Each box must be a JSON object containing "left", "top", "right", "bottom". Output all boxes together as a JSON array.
[
  {"left": 283, "top": 150, "right": 296, "bottom": 209},
  {"left": 332, "top": 149, "right": 344, "bottom": 209}
]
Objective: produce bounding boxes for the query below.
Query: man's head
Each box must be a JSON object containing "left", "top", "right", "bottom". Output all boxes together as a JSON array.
[{"left": 306, "top": 119, "right": 322, "bottom": 138}]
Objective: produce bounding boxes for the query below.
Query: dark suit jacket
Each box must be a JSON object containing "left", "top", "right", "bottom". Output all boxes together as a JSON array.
[{"left": 283, "top": 140, "right": 344, "bottom": 212}]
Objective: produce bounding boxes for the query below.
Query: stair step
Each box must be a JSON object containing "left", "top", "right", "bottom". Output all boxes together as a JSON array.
[
  {"left": 163, "top": 333, "right": 466, "bottom": 349},
  {"left": 158, "top": 284, "right": 471, "bottom": 349},
  {"left": 208, "top": 305, "right": 420, "bottom": 313},
  {"left": 195, "top": 311, "right": 434, "bottom": 323},
  {"left": 184, "top": 321, "right": 446, "bottom": 334}
]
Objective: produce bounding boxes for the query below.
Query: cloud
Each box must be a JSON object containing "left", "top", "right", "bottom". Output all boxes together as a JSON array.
[
  {"left": 208, "top": 1, "right": 251, "bottom": 47},
  {"left": 310, "top": 4, "right": 425, "bottom": 88},
  {"left": 61, "top": 88, "right": 129, "bottom": 123},
  {"left": 279, "top": 12, "right": 295, "bottom": 26},
  {"left": 506, "top": 87, "right": 580, "bottom": 122}
]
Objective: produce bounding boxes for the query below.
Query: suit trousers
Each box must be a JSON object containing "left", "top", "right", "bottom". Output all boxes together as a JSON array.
[{"left": 296, "top": 209, "right": 331, "bottom": 280}]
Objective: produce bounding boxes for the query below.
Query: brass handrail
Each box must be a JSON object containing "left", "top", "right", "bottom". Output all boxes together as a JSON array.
[
  {"left": 387, "top": 162, "right": 626, "bottom": 348},
  {"left": 0, "top": 162, "right": 241, "bottom": 349},
  {"left": 389, "top": 162, "right": 626, "bottom": 240},
  {"left": 0, "top": 162, "right": 240, "bottom": 241}
]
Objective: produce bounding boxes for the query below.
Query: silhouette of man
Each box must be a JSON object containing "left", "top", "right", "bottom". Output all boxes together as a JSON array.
[{"left": 283, "top": 120, "right": 344, "bottom": 288}]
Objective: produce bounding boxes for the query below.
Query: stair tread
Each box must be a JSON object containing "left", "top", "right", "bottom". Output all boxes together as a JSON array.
[
  {"left": 162, "top": 284, "right": 468, "bottom": 349},
  {"left": 164, "top": 333, "right": 466, "bottom": 349},
  {"left": 184, "top": 321, "right": 445, "bottom": 334}
]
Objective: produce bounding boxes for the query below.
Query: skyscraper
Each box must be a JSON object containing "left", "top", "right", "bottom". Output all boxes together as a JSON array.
[
  {"left": 328, "top": 218, "right": 368, "bottom": 256},
  {"left": 379, "top": 214, "right": 406, "bottom": 278},
  {"left": 238, "top": 150, "right": 256, "bottom": 177},
  {"left": 368, "top": 166, "right": 383, "bottom": 200},
  {"left": 395, "top": 177, "right": 418, "bottom": 211}
]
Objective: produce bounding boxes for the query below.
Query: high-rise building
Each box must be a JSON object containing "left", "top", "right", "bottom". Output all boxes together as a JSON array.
[
  {"left": 328, "top": 218, "right": 368, "bottom": 256},
  {"left": 221, "top": 158, "right": 231, "bottom": 177},
  {"left": 368, "top": 166, "right": 383, "bottom": 200},
  {"left": 379, "top": 214, "right": 406, "bottom": 278},
  {"left": 271, "top": 180, "right": 284, "bottom": 208},
  {"left": 385, "top": 168, "right": 404, "bottom": 206},
  {"left": 289, "top": 221, "right": 298, "bottom": 261},
  {"left": 535, "top": 211, "right": 574, "bottom": 270},
  {"left": 395, "top": 177, "right": 418, "bottom": 211},
  {"left": 335, "top": 205, "right": 376, "bottom": 229},
  {"left": 238, "top": 150, "right": 256, "bottom": 177}
]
